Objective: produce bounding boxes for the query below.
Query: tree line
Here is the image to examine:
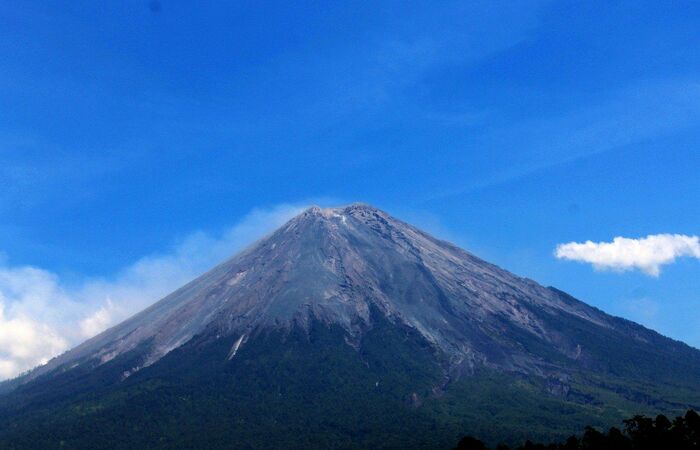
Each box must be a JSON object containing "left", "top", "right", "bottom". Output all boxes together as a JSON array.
[{"left": 454, "top": 410, "right": 700, "bottom": 450}]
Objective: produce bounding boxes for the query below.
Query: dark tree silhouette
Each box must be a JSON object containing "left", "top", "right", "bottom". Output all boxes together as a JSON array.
[
  {"left": 454, "top": 409, "right": 700, "bottom": 450},
  {"left": 454, "top": 436, "right": 488, "bottom": 450}
]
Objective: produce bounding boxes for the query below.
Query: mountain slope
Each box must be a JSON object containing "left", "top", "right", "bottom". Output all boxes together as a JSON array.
[{"left": 1, "top": 204, "right": 699, "bottom": 448}]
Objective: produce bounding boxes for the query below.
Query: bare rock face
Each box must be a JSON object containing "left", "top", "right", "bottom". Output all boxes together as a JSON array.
[{"left": 20, "top": 204, "right": 697, "bottom": 383}]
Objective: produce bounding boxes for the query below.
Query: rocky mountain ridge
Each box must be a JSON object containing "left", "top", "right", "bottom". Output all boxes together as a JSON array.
[{"left": 16, "top": 204, "right": 690, "bottom": 386}]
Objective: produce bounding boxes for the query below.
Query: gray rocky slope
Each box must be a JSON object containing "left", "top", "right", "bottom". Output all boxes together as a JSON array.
[{"left": 15, "top": 204, "right": 700, "bottom": 387}]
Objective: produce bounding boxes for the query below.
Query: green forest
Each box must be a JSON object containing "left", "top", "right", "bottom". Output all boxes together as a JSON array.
[{"left": 1, "top": 316, "right": 699, "bottom": 449}]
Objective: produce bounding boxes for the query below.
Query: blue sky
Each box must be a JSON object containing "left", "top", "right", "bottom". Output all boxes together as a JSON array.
[{"left": 1, "top": 1, "right": 699, "bottom": 377}]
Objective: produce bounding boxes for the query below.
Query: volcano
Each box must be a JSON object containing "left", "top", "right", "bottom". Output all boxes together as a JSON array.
[{"left": 1, "top": 204, "right": 699, "bottom": 449}]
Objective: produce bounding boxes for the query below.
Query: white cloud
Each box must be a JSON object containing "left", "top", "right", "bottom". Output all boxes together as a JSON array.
[
  {"left": 79, "top": 299, "right": 120, "bottom": 339},
  {"left": 0, "top": 203, "right": 305, "bottom": 380},
  {"left": 555, "top": 234, "right": 700, "bottom": 276},
  {"left": 0, "top": 303, "right": 69, "bottom": 380}
]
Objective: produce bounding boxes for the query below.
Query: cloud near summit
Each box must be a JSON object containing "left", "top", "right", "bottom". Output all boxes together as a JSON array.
[
  {"left": 555, "top": 234, "right": 700, "bottom": 276},
  {"left": 0, "top": 204, "right": 305, "bottom": 380}
]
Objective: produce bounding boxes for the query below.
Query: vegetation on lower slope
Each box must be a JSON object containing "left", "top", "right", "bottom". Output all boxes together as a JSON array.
[
  {"left": 0, "top": 317, "right": 443, "bottom": 449},
  {"left": 1, "top": 313, "right": 699, "bottom": 449}
]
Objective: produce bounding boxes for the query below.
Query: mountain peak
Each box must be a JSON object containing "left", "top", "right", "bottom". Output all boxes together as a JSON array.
[
  {"left": 302, "top": 203, "right": 385, "bottom": 218},
  {"left": 27, "top": 203, "right": 620, "bottom": 381}
]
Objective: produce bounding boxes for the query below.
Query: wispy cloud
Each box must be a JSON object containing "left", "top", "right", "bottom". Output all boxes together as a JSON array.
[
  {"left": 0, "top": 203, "right": 305, "bottom": 380},
  {"left": 429, "top": 80, "right": 700, "bottom": 200},
  {"left": 622, "top": 297, "right": 660, "bottom": 324},
  {"left": 555, "top": 234, "right": 700, "bottom": 276}
]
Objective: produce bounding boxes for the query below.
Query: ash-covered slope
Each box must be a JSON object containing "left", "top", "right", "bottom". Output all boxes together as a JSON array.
[{"left": 18, "top": 204, "right": 700, "bottom": 383}]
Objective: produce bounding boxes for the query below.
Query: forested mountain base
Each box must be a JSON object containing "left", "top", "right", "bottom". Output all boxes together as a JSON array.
[{"left": 0, "top": 315, "right": 697, "bottom": 449}]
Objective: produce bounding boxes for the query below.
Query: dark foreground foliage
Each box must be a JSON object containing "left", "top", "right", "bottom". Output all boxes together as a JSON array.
[{"left": 454, "top": 409, "right": 700, "bottom": 450}]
